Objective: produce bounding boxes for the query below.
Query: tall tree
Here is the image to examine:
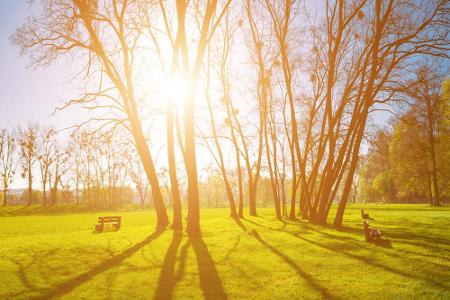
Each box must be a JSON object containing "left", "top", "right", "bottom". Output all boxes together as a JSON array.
[
  {"left": 48, "top": 144, "right": 71, "bottom": 206},
  {"left": 18, "top": 124, "right": 38, "bottom": 205},
  {"left": 37, "top": 127, "right": 57, "bottom": 206},
  {"left": 0, "top": 128, "right": 16, "bottom": 206},
  {"left": 13, "top": 0, "right": 169, "bottom": 227},
  {"left": 406, "top": 67, "right": 445, "bottom": 205},
  {"left": 179, "top": 0, "right": 231, "bottom": 236}
]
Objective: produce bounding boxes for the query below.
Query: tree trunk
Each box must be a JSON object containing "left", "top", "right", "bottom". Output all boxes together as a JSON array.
[
  {"left": 236, "top": 160, "right": 244, "bottom": 218},
  {"left": 42, "top": 176, "right": 47, "bottom": 207},
  {"left": 130, "top": 119, "right": 169, "bottom": 229},
  {"left": 428, "top": 123, "right": 440, "bottom": 206},
  {"left": 3, "top": 187, "right": 7, "bottom": 206},
  {"left": 28, "top": 166, "right": 32, "bottom": 206},
  {"left": 424, "top": 81, "right": 440, "bottom": 206},
  {"left": 248, "top": 184, "right": 257, "bottom": 216},
  {"left": 167, "top": 101, "right": 183, "bottom": 230},
  {"left": 427, "top": 173, "right": 433, "bottom": 205},
  {"left": 185, "top": 93, "right": 201, "bottom": 237},
  {"left": 334, "top": 115, "right": 367, "bottom": 227},
  {"left": 52, "top": 173, "right": 58, "bottom": 206},
  {"left": 289, "top": 150, "right": 297, "bottom": 219},
  {"left": 76, "top": 163, "right": 80, "bottom": 205}
]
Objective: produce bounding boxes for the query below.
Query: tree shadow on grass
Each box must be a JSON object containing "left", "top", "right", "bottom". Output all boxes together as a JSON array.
[
  {"left": 272, "top": 226, "right": 449, "bottom": 291},
  {"left": 337, "top": 221, "right": 450, "bottom": 251},
  {"left": 291, "top": 222, "right": 450, "bottom": 270},
  {"left": 154, "top": 231, "right": 227, "bottom": 300},
  {"left": 249, "top": 229, "right": 338, "bottom": 300},
  {"left": 233, "top": 218, "right": 337, "bottom": 299},
  {"left": 382, "top": 231, "right": 450, "bottom": 248},
  {"left": 4, "top": 205, "right": 42, "bottom": 216},
  {"left": 232, "top": 216, "right": 248, "bottom": 231},
  {"left": 191, "top": 236, "right": 228, "bottom": 300},
  {"left": 32, "top": 229, "right": 165, "bottom": 300},
  {"left": 0, "top": 249, "right": 60, "bottom": 299},
  {"left": 154, "top": 231, "right": 185, "bottom": 300},
  {"left": 354, "top": 206, "right": 450, "bottom": 212}
]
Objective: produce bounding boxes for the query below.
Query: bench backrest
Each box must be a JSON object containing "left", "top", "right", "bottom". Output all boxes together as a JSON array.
[{"left": 98, "top": 216, "right": 121, "bottom": 223}]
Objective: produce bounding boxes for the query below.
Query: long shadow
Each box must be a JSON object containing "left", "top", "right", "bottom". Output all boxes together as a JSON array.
[
  {"left": 355, "top": 206, "right": 450, "bottom": 212},
  {"left": 382, "top": 231, "right": 450, "bottom": 247},
  {"left": 305, "top": 222, "right": 449, "bottom": 257},
  {"left": 268, "top": 219, "right": 450, "bottom": 269},
  {"left": 154, "top": 231, "right": 184, "bottom": 300},
  {"left": 338, "top": 221, "right": 450, "bottom": 250},
  {"left": 191, "top": 237, "right": 227, "bottom": 300},
  {"left": 269, "top": 225, "right": 449, "bottom": 290},
  {"left": 33, "top": 229, "right": 165, "bottom": 300},
  {"left": 236, "top": 218, "right": 337, "bottom": 299},
  {"left": 240, "top": 217, "right": 263, "bottom": 229},
  {"left": 249, "top": 230, "right": 338, "bottom": 300},
  {"left": 7, "top": 206, "right": 42, "bottom": 216},
  {"left": 391, "top": 239, "right": 450, "bottom": 254},
  {"left": 305, "top": 223, "right": 393, "bottom": 249},
  {"left": 232, "top": 216, "right": 248, "bottom": 231},
  {"left": 1, "top": 249, "right": 60, "bottom": 298}
]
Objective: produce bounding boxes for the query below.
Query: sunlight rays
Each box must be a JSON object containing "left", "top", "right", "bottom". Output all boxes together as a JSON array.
[{"left": 163, "top": 72, "right": 189, "bottom": 107}]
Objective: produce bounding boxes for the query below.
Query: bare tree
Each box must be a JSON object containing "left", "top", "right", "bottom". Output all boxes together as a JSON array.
[
  {"left": 68, "top": 131, "right": 84, "bottom": 205},
  {"left": 168, "top": 0, "right": 232, "bottom": 236},
  {"left": 18, "top": 124, "right": 38, "bottom": 205},
  {"left": 13, "top": 0, "right": 169, "bottom": 227},
  {"left": 37, "top": 127, "right": 57, "bottom": 206},
  {"left": 128, "top": 149, "right": 149, "bottom": 208},
  {"left": 0, "top": 128, "right": 16, "bottom": 206},
  {"left": 48, "top": 144, "right": 71, "bottom": 206}
]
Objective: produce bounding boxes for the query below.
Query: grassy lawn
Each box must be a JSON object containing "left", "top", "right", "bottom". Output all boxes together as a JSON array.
[{"left": 0, "top": 204, "right": 449, "bottom": 299}]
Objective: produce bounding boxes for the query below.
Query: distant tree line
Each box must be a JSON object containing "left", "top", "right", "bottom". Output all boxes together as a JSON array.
[
  {"left": 0, "top": 125, "right": 135, "bottom": 207},
  {"left": 0, "top": 124, "right": 279, "bottom": 209}
]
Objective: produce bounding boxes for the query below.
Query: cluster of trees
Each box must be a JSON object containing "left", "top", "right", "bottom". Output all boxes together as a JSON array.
[
  {"left": 0, "top": 124, "right": 276, "bottom": 209},
  {"left": 11, "top": 0, "right": 449, "bottom": 235},
  {"left": 359, "top": 71, "right": 450, "bottom": 205},
  {"left": 0, "top": 125, "right": 137, "bottom": 207}
]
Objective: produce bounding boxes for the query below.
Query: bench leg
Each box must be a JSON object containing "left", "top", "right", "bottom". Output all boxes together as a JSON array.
[{"left": 95, "top": 224, "right": 103, "bottom": 232}]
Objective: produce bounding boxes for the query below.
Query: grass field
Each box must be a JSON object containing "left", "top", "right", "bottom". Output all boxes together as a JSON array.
[{"left": 0, "top": 204, "right": 449, "bottom": 299}]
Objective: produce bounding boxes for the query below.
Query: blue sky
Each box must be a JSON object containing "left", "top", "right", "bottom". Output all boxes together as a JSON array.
[{"left": 0, "top": 1, "right": 84, "bottom": 131}]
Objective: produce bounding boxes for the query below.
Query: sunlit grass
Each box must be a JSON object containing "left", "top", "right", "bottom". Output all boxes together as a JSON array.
[{"left": 0, "top": 205, "right": 449, "bottom": 299}]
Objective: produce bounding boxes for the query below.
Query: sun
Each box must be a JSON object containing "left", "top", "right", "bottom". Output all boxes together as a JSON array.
[{"left": 163, "top": 72, "right": 189, "bottom": 106}]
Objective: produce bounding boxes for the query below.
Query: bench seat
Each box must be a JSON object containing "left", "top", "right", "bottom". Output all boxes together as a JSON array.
[{"left": 95, "top": 216, "right": 121, "bottom": 232}]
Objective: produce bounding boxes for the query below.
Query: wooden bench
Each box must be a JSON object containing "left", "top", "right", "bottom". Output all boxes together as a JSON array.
[
  {"left": 363, "top": 220, "right": 381, "bottom": 242},
  {"left": 361, "top": 209, "right": 370, "bottom": 219},
  {"left": 95, "top": 216, "right": 121, "bottom": 232}
]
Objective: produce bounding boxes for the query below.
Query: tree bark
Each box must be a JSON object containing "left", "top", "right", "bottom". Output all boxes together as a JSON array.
[
  {"left": 3, "top": 187, "right": 6, "bottom": 206},
  {"left": 28, "top": 166, "right": 32, "bottom": 206},
  {"left": 167, "top": 102, "right": 183, "bottom": 230}
]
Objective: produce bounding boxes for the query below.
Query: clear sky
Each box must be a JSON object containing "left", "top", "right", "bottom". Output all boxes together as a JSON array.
[{"left": 0, "top": 1, "right": 85, "bottom": 131}]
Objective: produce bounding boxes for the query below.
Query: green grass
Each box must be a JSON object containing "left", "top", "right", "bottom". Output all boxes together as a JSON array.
[{"left": 0, "top": 204, "right": 449, "bottom": 299}]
